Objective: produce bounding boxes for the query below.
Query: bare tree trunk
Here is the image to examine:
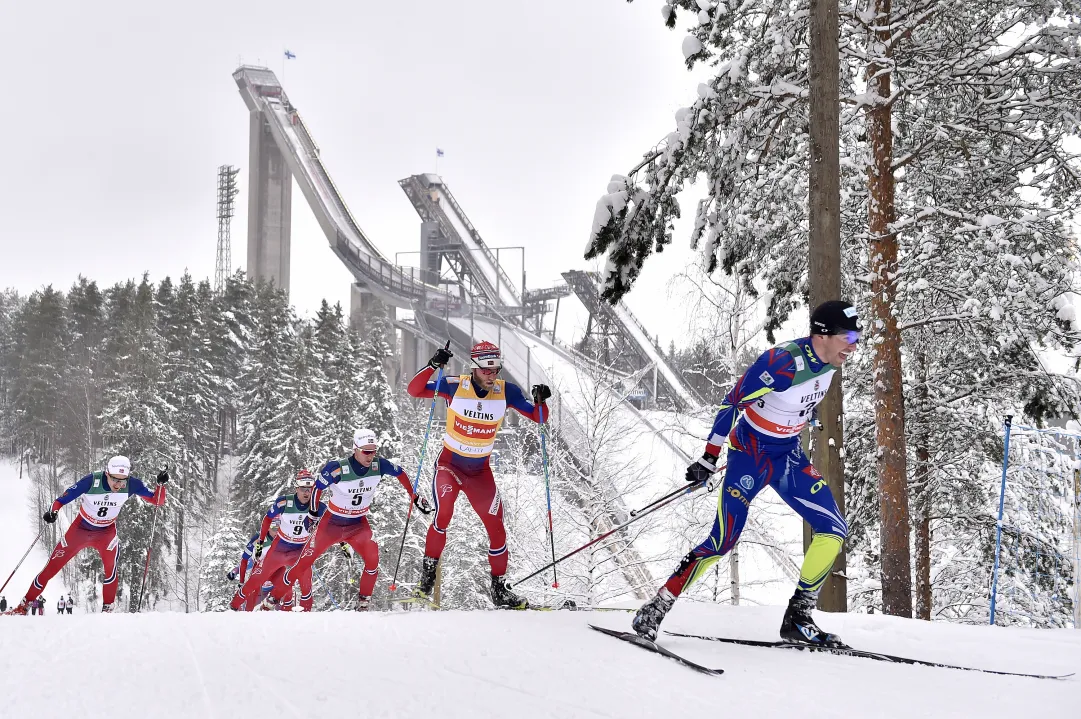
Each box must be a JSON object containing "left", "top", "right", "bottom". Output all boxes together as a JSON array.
[
  {"left": 729, "top": 549, "right": 740, "bottom": 606},
  {"left": 808, "top": 0, "right": 847, "bottom": 613},
  {"left": 867, "top": 0, "right": 912, "bottom": 618},
  {"left": 913, "top": 352, "right": 932, "bottom": 620}
]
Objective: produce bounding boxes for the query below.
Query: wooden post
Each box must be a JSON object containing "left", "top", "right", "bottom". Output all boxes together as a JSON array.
[{"left": 807, "top": 0, "right": 847, "bottom": 612}]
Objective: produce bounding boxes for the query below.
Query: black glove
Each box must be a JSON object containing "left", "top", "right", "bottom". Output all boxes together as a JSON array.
[
  {"left": 413, "top": 495, "right": 433, "bottom": 515},
  {"left": 156, "top": 467, "right": 170, "bottom": 484},
  {"left": 339, "top": 542, "right": 352, "bottom": 557},
  {"left": 254, "top": 545, "right": 264, "bottom": 561},
  {"left": 43, "top": 510, "right": 58, "bottom": 524},
  {"left": 307, "top": 507, "right": 321, "bottom": 523},
  {"left": 227, "top": 570, "right": 237, "bottom": 582},
  {"left": 428, "top": 344, "right": 453, "bottom": 369},
  {"left": 685, "top": 452, "right": 718, "bottom": 484},
  {"left": 531, "top": 384, "right": 552, "bottom": 404}
]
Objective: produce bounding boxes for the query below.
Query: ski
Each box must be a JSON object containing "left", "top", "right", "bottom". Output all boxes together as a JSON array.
[
  {"left": 388, "top": 595, "right": 440, "bottom": 610},
  {"left": 665, "top": 631, "right": 1073, "bottom": 680},
  {"left": 590, "top": 625, "right": 724, "bottom": 676}
]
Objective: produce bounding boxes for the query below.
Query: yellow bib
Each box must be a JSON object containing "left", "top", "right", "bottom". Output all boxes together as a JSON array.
[{"left": 443, "top": 376, "right": 507, "bottom": 459}]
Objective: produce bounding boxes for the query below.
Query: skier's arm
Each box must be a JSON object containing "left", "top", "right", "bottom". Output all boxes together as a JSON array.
[
  {"left": 505, "top": 382, "right": 548, "bottom": 423},
  {"left": 406, "top": 366, "right": 458, "bottom": 401},
  {"left": 129, "top": 478, "right": 167, "bottom": 506},
  {"left": 313, "top": 459, "right": 342, "bottom": 507},
  {"left": 51, "top": 475, "right": 94, "bottom": 511},
  {"left": 258, "top": 498, "right": 286, "bottom": 545},
  {"left": 377, "top": 458, "right": 415, "bottom": 499},
  {"left": 703, "top": 348, "right": 797, "bottom": 457}
]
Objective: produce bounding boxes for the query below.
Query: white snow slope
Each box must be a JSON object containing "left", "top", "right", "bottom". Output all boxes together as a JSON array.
[{"left": 1, "top": 602, "right": 1077, "bottom": 719}]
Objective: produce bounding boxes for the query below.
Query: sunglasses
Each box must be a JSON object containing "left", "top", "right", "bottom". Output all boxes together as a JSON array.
[
  {"left": 839, "top": 330, "right": 861, "bottom": 344},
  {"left": 357, "top": 448, "right": 377, "bottom": 456}
]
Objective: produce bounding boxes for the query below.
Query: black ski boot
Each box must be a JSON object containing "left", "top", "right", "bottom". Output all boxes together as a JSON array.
[
  {"left": 100, "top": 603, "right": 113, "bottom": 613},
  {"left": 631, "top": 588, "right": 675, "bottom": 641},
  {"left": 355, "top": 594, "right": 371, "bottom": 612},
  {"left": 490, "top": 575, "right": 528, "bottom": 609},
  {"left": 780, "top": 590, "right": 846, "bottom": 647},
  {"left": 414, "top": 556, "right": 439, "bottom": 599}
]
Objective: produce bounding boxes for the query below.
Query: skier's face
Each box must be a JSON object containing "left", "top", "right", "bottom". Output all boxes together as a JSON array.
[
  {"left": 815, "top": 332, "right": 859, "bottom": 366},
  {"left": 295, "top": 486, "right": 313, "bottom": 504},
  {"left": 106, "top": 474, "right": 128, "bottom": 491},
  {"left": 473, "top": 367, "right": 498, "bottom": 390},
  {"left": 353, "top": 447, "right": 377, "bottom": 467}
]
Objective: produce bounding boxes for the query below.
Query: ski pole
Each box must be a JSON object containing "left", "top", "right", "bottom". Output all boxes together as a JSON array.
[
  {"left": 510, "top": 479, "right": 708, "bottom": 590},
  {"left": 312, "top": 567, "right": 341, "bottom": 610},
  {"left": 136, "top": 484, "right": 166, "bottom": 612},
  {"left": 0, "top": 525, "right": 48, "bottom": 596},
  {"left": 389, "top": 348, "right": 449, "bottom": 592},
  {"left": 538, "top": 417, "right": 558, "bottom": 588},
  {"left": 630, "top": 466, "right": 725, "bottom": 518}
]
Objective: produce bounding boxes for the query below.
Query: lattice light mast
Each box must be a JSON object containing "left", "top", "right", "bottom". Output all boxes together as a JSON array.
[{"left": 215, "top": 165, "right": 240, "bottom": 293}]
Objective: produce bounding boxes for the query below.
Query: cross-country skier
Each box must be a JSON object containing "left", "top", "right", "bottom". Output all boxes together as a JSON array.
[
  {"left": 231, "top": 470, "right": 325, "bottom": 612},
  {"left": 273, "top": 428, "right": 427, "bottom": 611},
  {"left": 406, "top": 341, "right": 551, "bottom": 609},
  {"left": 632, "top": 301, "right": 860, "bottom": 647},
  {"left": 5, "top": 457, "right": 167, "bottom": 615},
  {"left": 227, "top": 532, "right": 275, "bottom": 608}
]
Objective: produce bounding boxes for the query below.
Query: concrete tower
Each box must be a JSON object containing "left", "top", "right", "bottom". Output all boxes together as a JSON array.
[{"left": 245, "top": 107, "right": 292, "bottom": 292}]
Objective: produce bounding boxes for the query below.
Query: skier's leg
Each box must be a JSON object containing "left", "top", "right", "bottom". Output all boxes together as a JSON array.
[
  {"left": 87, "top": 526, "right": 121, "bottom": 606},
  {"left": 771, "top": 449, "right": 847, "bottom": 645},
  {"left": 24, "top": 522, "right": 92, "bottom": 602},
  {"left": 663, "top": 444, "right": 771, "bottom": 597},
  {"left": 278, "top": 521, "right": 345, "bottom": 599},
  {"left": 345, "top": 517, "right": 380, "bottom": 598},
  {"left": 424, "top": 465, "right": 462, "bottom": 562},
  {"left": 295, "top": 566, "right": 314, "bottom": 611},
  {"left": 633, "top": 436, "right": 774, "bottom": 639},
  {"left": 771, "top": 450, "right": 848, "bottom": 593},
  {"left": 239, "top": 546, "right": 290, "bottom": 611},
  {"left": 460, "top": 467, "right": 509, "bottom": 576}
]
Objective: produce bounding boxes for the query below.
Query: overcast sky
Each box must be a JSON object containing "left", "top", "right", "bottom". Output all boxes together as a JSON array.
[{"left": 1, "top": 0, "right": 710, "bottom": 346}]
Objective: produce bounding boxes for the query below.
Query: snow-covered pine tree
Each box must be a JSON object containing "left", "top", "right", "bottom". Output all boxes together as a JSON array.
[
  {"left": 199, "top": 504, "right": 248, "bottom": 612},
  {"left": 232, "top": 281, "right": 299, "bottom": 531}
]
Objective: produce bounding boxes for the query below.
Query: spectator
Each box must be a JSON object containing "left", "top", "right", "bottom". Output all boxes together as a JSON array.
[
  {"left": 56, "top": 596, "right": 66, "bottom": 614},
  {"left": 66, "top": 594, "right": 74, "bottom": 614},
  {"left": 0, "top": 596, "right": 7, "bottom": 612}
]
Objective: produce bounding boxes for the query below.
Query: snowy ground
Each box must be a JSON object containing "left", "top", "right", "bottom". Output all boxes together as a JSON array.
[
  {"left": 0, "top": 601, "right": 1077, "bottom": 719},
  {"left": 0, "top": 459, "right": 71, "bottom": 612}
]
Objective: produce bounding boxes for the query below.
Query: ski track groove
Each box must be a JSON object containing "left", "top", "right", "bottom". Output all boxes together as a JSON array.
[
  {"left": 201, "top": 618, "right": 307, "bottom": 719},
  {"left": 180, "top": 623, "right": 218, "bottom": 719},
  {"left": 440, "top": 663, "right": 619, "bottom": 719}
]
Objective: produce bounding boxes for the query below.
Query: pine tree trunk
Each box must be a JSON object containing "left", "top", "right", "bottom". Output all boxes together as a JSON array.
[
  {"left": 867, "top": 0, "right": 913, "bottom": 618},
  {"left": 914, "top": 352, "right": 932, "bottom": 620},
  {"left": 808, "top": 0, "right": 846, "bottom": 612}
]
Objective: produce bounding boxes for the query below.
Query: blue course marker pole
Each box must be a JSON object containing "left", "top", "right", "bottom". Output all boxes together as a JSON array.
[{"left": 989, "top": 415, "right": 1014, "bottom": 625}]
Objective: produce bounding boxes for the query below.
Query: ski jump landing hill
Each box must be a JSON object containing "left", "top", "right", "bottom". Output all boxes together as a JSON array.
[{"left": 232, "top": 65, "right": 800, "bottom": 599}]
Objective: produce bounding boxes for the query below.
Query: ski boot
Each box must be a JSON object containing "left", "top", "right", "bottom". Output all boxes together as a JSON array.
[
  {"left": 101, "top": 604, "right": 113, "bottom": 613},
  {"left": 414, "top": 556, "right": 439, "bottom": 600},
  {"left": 779, "top": 590, "right": 845, "bottom": 647},
  {"left": 261, "top": 595, "right": 279, "bottom": 611},
  {"left": 355, "top": 595, "right": 371, "bottom": 612},
  {"left": 632, "top": 588, "right": 675, "bottom": 641},
  {"left": 490, "top": 575, "right": 528, "bottom": 609},
  {"left": 3, "top": 598, "right": 31, "bottom": 616}
]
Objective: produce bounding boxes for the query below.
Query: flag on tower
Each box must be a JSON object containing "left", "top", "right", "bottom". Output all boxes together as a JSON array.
[
  {"left": 436, "top": 148, "right": 445, "bottom": 158},
  {"left": 284, "top": 50, "right": 296, "bottom": 59}
]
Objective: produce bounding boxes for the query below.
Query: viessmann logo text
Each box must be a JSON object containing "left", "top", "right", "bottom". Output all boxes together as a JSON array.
[{"left": 453, "top": 416, "right": 496, "bottom": 438}]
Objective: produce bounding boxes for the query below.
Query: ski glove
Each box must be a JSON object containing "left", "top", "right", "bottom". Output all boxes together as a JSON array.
[
  {"left": 413, "top": 495, "right": 433, "bottom": 515},
  {"left": 254, "top": 545, "right": 264, "bottom": 561},
  {"left": 685, "top": 452, "right": 718, "bottom": 485},
  {"left": 42, "top": 510, "right": 58, "bottom": 524},
  {"left": 339, "top": 542, "right": 351, "bottom": 557},
  {"left": 156, "top": 468, "right": 170, "bottom": 484},
  {"left": 226, "top": 570, "right": 237, "bottom": 582},
  {"left": 531, "top": 384, "right": 552, "bottom": 405},
  {"left": 428, "top": 345, "right": 453, "bottom": 369}
]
